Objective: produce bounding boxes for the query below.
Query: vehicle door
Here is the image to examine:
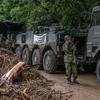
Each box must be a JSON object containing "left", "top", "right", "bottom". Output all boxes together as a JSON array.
[
  {"left": 87, "top": 12, "right": 96, "bottom": 57},
  {"left": 93, "top": 11, "right": 100, "bottom": 47}
]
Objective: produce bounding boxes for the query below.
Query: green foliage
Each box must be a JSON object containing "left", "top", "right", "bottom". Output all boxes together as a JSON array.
[
  {"left": 26, "top": 71, "right": 31, "bottom": 75},
  {"left": 0, "top": 0, "right": 100, "bottom": 30},
  {"left": 10, "top": 62, "right": 14, "bottom": 68},
  {"left": 33, "top": 75, "right": 37, "bottom": 79}
]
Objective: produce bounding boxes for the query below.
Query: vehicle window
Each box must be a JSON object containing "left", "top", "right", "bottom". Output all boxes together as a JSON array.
[
  {"left": 96, "top": 11, "right": 100, "bottom": 25},
  {"left": 90, "top": 13, "right": 96, "bottom": 26}
]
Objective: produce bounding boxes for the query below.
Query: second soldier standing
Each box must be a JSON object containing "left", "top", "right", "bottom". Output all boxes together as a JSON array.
[
  {"left": 63, "top": 35, "right": 79, "bottom": 85},
  {"left": 5, "top": 35, "right": 12, "bottom": 50}
]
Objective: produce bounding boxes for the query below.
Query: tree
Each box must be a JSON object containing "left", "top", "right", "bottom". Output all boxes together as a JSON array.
[{"left": 0, "top": 0, "right": 100, "bottom": 30}]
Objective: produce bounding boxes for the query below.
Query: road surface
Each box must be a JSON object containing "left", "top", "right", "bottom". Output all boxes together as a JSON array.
[{"left": 38, "top": 70, "right": 100, "bottom": 100}]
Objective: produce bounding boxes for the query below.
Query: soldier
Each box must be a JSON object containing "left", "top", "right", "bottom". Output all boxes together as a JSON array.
[
  {"left": 0, "top": 34, "right": 4, "bottom": 48},
  {"left": 63, "top": 35, "right": 79, "bottom": 85},
  {"left": 5, "top": 35, "right": 12, "bottom": 50}
]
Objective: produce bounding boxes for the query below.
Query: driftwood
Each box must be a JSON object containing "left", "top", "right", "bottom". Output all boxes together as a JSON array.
[
  {"left": 0, "top": 88, "right": 6, "bottom": 94},
  {"left": 0, "top": 48, "right": 14, "bottom": 55},
  {"left": 0, "top": 81, "right": 6, "bottom": 87},
  {"left": 0, "top": 62, "right": 41, "bottom": 84},
  {"left": 22, "top": 88, "right": 30, "bottom": 98},
  {"left": 0, "top": 54, "right": 8, "bottom": 57},
  {"left": 0, "top": 62, "right": 25, "bottom": 84},
  {"left": 6, "top": 63, "right": 40, "bottom": 80},
  {"left": 6, "top": 62, "right": 25, "bottom": 80}
]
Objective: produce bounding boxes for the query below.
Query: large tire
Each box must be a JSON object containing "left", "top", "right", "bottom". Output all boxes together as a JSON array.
[
  {"left": 43, "top": 50, "right": 57, "bottom": 74},
  {"left": 96, "top": 60, "right": 100, "bottom": 82},
  {"left": 15, "top": 46, "right": 21, "bottom": 59},
  {"left": 22, "top": 47, "right": 30, "bottom": 64},
  {"left": 32, "top": 49, "right": 42, "bottom": 69},
  {"left": 83, "top": 64, "right": 96, "bottom": 73}
]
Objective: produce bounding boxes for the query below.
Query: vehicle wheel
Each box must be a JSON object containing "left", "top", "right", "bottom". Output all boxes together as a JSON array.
[
  {"left": 32, "top": 49, "right": 42, "bottom": 69},
  {"left": 96, "top": 60, "right": 100, "bottom": 82},
  {"left": 43, "top": 50, "right": 57, "bottom": 74},
  {"left": 22, "top": 47, "right": 30, "bottom": 64},
  {"left": 15, "top": 46, "right": 21, "bottom": 59},
  {"left": 83, "top": 64, "right": 96, "bottom": 73}
]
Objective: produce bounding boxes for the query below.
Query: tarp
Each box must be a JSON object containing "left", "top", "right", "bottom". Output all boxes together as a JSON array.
[{"left": 0, "top": 20, "right": 25, "bottom": 36}]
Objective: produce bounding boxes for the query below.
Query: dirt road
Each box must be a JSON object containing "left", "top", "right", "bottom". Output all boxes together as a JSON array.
[{"left": 38, "top": 70, "right": 100, "bottom": 100}]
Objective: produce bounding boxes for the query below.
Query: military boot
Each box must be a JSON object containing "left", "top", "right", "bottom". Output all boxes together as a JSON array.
[
  {"left": 67, "top": 79, "right": 73, "bottom": 85},
  {"left": 73, "top": 79, "right": 79, "bottom": 84}
]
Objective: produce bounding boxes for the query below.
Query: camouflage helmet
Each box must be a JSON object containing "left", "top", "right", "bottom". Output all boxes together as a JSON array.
[{"left": 64, "top": 35, "right": 71, "bottom": 41}]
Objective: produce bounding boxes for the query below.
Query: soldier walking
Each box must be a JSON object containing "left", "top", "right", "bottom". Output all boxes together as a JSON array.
[
  {"left": 5, "top": 35, "right": 12, "bottom": 50},
  {"left": 63, "top": 35, "right": 79, "bottom": 85}
]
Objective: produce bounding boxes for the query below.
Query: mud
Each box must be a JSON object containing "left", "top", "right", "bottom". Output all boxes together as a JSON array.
[{"left": 38, "top": 70, "right": 100, "bottom": 100}]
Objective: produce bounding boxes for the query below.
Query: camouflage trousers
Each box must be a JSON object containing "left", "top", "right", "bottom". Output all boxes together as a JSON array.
[{"left": 65, "top": 62, "right": 78, "bottom": 80}]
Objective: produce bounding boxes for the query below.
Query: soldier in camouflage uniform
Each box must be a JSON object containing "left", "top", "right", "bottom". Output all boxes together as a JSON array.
[
  {"left": 5, "top": 35, "right": 12, "bottom": 50},
  {"left": 0, "top": 34, "right": 4, "bottom": 48},
  {"left": 63, "top": 35, "right": 79, "bottom": 85}
]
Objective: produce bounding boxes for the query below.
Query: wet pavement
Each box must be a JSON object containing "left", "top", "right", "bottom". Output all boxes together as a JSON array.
[{"left": 38, "top": 70, "right": 100, "bottom": 100}]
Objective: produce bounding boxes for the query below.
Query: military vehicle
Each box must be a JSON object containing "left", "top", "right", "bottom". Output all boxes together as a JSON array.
[{"left": 15, "top": 6, "right": 100, "bottom": 82}]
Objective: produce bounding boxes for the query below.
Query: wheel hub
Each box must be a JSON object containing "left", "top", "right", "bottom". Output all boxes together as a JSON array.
[
  {"left": 45, "top": 55, "right": 51, "bottom": 68},
  {"left": 34, "top": 54, "right": 38, "bottom": 63},
  {"left": 24, "top": 54, "right": 27, "bottom": 59},
  {"left": 23, "top": 50, "right": 28, "bottom": 63}
]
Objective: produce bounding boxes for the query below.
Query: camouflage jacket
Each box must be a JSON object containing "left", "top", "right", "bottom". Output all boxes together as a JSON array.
[
  {"left": 5, "top": 39, "right": 12, "bottom": 49},
  {"left": 63, "top": 42, "right": 74, "bottom": 55},
  {"left": 63, "top": 42, "right": 75, "bottom": 63}
]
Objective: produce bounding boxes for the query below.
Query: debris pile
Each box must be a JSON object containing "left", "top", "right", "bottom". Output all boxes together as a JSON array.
[
  {"left": 0, "top": 48, "right": 20, "bottom": 79},
  {"left": 0, "top": 48, "right": 71, "bottom": 100}
]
